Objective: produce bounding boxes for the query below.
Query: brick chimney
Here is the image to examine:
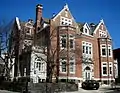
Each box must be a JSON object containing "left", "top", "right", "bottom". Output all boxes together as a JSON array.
[{"left": 35, "top": 4, "right": 43, "bottom": 32}]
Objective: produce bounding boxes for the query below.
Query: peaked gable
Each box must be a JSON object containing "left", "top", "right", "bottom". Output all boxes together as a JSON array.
[
  {"left": 52, "top": 4, "right": 77, "bottom": 27},
  {"left": 82, "top": 23, "right": 91, "bottom": 35},
  {"left": 93, "top": 19, "right": 111, "bottom": 39}
]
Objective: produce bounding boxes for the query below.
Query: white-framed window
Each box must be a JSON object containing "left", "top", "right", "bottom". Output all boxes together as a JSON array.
[
  {"left": 82, "top": 41, "right": 92, "bottom": 58},
  {"left": 60, "top": 34, "right": 67, "bottom": 49},
  {"left": 99, "top": 30, "right": 107, "bottom": 38},
  {"left": 109, "top": 62, "right": 113, "bottom": 76},
  {"left": 102, "top": 62, "right": 107, "bottom": 76},
  {"left": 60, "top": 16, "right": 72, "bottom": 26},
  {"left": 60, "top": 34, "right": 75, "bottom": 49},
  {"left": 69, "top": 34, "right": 75, "bottom": 49},
  {"left": 69, "top": 58, "right": 75, "bottom": 73},
  {"left": 83, "top": 28, "right": 89, "bottom": 35},
  {"left": 108, "top": 45, "right": 112, "bottom": 57},
  {"left": 101, "top": 44, "right": 106, "bottom": 57},
  {"left": 60, "top": 58, "right": 67, "bottom": 73},
  {"left": 34, "top": 58, "right": 45, "bottom": 72},
  {"left": 101, "top": 44, "right": 112, "bottom": 57}
]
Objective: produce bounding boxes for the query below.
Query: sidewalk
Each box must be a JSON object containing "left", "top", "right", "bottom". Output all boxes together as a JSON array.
[
  {"left": 0, "top": 90, "right": 19, "bottom": 93},
  {"left": 100, "top": 84, "right": 120, "bottom": 91}
]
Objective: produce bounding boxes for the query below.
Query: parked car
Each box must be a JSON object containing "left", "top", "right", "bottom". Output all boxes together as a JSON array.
[{"left": 82, "top": 80, "right": 99, "bottom": 90}]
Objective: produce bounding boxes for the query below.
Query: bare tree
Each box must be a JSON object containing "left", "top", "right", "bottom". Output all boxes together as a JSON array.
[{"left": 0, "top": 19, "right": 15, "bottom": 80}]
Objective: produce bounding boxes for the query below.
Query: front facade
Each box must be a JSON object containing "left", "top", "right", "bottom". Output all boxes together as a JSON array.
[{"left": 9, "top": 4, "right": 117, "bottom": 84}]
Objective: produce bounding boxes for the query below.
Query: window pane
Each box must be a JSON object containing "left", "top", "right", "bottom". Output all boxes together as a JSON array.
[
  {"left": 103, "top": 67, "right": 107, "bottom": 74},
  {"left": 89, "top": 47, "right": 91, "bottom": 54},
  {"left": 110, "top": 67, "right": 112, "bottom": 74},
  {"left": 102, "top": 48, "right": 106, "bottom": 56},
  {"left": 69, "top": 62, "right": 74, "bottom": 72},
  {"left": 70, "top": 39, "right": 73, "bottom": 48},
  {"left": 83, "top": 46, "right": 85, "bottom": 53},
  {"left": 62, "top": 39, "right": 66, "bottom": 48},
  {"left": 108, "top": 49, "right": 111, "bottom": 56},
  {"left": 62, "top": 61, "right": 66, "bottom": 72},
  {"left": 86, "top": 46, "right": 88, "bottom": 54}
]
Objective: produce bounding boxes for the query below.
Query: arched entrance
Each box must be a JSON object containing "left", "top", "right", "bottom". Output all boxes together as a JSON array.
[{"left": 84, "top": 66, "right": 91, "bottom": 80}]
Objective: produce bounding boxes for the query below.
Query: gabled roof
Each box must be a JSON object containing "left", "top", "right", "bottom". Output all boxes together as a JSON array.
[
  {"left": 93, "top": 19, "right": 111, "bottom": 39},
  {"left": 52, "top": 4, "right": 76, "bottom": 23}
]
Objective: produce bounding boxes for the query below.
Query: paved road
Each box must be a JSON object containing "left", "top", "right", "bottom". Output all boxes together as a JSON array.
[
  {"left": 62, "top": 85, "right": 120, "bottom": 93},
  {"left": 0, "top": 85, "right": 120, "bottom": 93}
]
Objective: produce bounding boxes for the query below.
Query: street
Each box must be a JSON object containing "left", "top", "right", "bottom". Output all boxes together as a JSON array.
[
  {"left": 62, "top": 85, "right": 120, "bottom": 93},
  {"left": 0, "top": 85, "right": 120, "bottom": 93}
]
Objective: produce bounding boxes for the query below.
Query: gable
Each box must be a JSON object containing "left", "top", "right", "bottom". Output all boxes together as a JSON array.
[
  {"left": 52, "top": 4, "right": 77, "bottom": 28},
  {"left": 93, "top": 20, "right": 111, "bottom": 39},
  {"left": 82, "top": 23, "right": 91, "bottom": 35}
]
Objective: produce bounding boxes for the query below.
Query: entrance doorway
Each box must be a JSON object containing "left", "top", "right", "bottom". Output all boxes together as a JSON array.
[{"left": 84, "top": 66, "right": 91, "bottom": 80}]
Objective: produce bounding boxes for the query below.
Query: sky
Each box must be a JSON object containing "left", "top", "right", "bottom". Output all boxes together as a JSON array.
[{"left": 0, "top": 0, "right": 120, "bottom": 49}]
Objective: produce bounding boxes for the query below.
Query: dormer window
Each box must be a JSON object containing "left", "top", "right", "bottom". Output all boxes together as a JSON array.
[
  {"left": 85, "top": 28, "right": 87, "bottom": 33},
  {"left": 26, "top": 28, "right": 32, "bottom": 35},
  {"left": 83, "top": 27, "right": 89, "bottom": 35}
]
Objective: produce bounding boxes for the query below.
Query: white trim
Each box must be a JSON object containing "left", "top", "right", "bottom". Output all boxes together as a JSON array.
[
  {"left": 59, "top": 58, "right": 67, "bottom": 73},
  {"left": 101, "top": 44, "right": 107, "bottom": 57},
  {"left": 109, "top": 62, "right": 113, "bottom": 76},
  {"left": 102, "top": 62, "right": 108, "bottom": 76},
  {"left": 94, "top": 78, "right": 115, "bottom": 81},
  {"left": 69, "top": 58, "right": 75, "bottom": 74},
  {"left": 82, "top": 41, "right": 93, "bottom": 58},
  {"left": 15, "top": 17, "right": 21, "bottom": 30}
]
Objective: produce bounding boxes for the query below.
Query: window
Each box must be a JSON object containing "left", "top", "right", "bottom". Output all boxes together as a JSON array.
[
  {"left": 108, "top": 45, "right": 112, "bottom": 57},
  {"left": 62, "top": 61, "right": 67, "bottom": 72},
  {"left": 60, "top": 34, "right": 75, "bottom": 49},
  {"left": 34, "top": 58, "right": 45, "bottom": 72},
  {"left": 69, "top": 58, "right": 75, "bottom": 73},
  {"left": 83, "top": 45, "right": 85, "bottom": 53},
  {"left": 101, "top": 45, "right": 106, "bottom": 56},
  {"left": 89, "top": 47, "right": 91, "bottom": 54},
  {"left": 109, "top": 62, "right": 113, "bottom": 76},
  {"left": 103, "top": 67, "right": 107, "bottom": 74},
  {"left": 26, "top": 28, "right": 32, "bottom": 35},
  {"left": 102, "top": 62, "right": 107, "bottom": 76},
  {"left": 60, "top": 58, "right": 67, "bottom": 72},
  {"left": 82, "top": 41, "right": 92, "bottom": 58},
  {"left": 70, "top": 39, "right": 73, "bottom": 48},
  {"left": 99, "top": 30, "right": 107, "bottom": 38},
  {"left": 60, "top": 17, "right": 72, "bottom": 26},
  {"left": 101, "top": 44, "right": 112, "bottom": 57},
  {"left": 60, "top": 35, "right": 67, "bottom": 48},
  {"left": 86, "top": 46, "right": 88, "bottom": 54},
  {"left": 69, "top": 35, "right": 74, "bottom": 49},
  {"left": 85, "top": 28, "right": 87, "bottom": 33},
  {"left": 62, "top": 38, "right": 66, "bottom": 48}
]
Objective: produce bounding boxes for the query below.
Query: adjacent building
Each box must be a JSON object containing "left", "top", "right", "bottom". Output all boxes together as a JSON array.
[
  {"left": 9, "top": 4, "right": 117, "bottom": 84},
  {"left": 113, "top": 48, "right": 120, "bottom": 79}
]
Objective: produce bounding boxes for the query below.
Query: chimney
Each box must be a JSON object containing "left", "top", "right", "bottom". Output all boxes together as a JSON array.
[{"left": 35, "top": 4, "right": 43, "bottom": 31}]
